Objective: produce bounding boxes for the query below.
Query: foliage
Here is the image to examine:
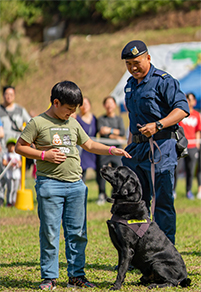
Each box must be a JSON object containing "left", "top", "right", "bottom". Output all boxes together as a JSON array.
[
  {"left": 0, "top": 0, "right": 41, "bottom": 86},
  {"left": 95, "top": 0, "right": 192, "bottom": 24},
  {"left": 26, "top": 0, "right": 98, "bottom": 24},
  {"left": 0, "top": 22, "right": 29, "bottom": 86},
  {"left": 0, "top": 0, "right": 42, "bottom": 25},
  {"left": 1, "top": 55, "right": 29, "bottom": 86},
  {"left": 1, "top": 0, "right": 199, "bottom": 26}
]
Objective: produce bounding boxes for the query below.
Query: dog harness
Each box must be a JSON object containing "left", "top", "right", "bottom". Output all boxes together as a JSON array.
[{"left": 111, "top": 214, "right": 151, "bottom": 238}]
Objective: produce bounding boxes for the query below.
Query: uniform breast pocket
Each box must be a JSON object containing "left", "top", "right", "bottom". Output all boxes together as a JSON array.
[
  {"left": 139, "top": 91, "right": 160, "bottom": 115},
  {"left": 125, "top": 92, "right": 132, "bottom": 112}
]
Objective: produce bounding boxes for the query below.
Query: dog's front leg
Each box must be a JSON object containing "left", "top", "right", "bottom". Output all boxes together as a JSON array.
[{"left": 110, "top": 248, "right": 134, "bottom": 290}]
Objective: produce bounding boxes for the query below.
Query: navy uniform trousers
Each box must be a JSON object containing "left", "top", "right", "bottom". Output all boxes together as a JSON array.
[{"left": 122, "top": 138, "right": 177, "bottom": 244}]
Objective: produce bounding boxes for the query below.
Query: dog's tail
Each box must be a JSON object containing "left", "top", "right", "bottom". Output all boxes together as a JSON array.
[{"left": 179, "top": 277, "right": 191, "bottom": 287}]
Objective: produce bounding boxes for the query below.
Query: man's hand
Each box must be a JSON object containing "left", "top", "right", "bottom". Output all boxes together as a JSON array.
[{"left": 138, "top": 122, "right": 157, "bottom": 137}]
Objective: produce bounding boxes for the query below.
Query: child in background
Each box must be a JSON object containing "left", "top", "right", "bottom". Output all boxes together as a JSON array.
[
  {"left": 2, "top": 138, "right": 21, "bottom": 207},
  {"left": 15, "top": 80, "right": 131, "bottom": 290}
]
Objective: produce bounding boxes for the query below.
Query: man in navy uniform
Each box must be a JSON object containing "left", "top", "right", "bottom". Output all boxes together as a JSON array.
[{"left": 121, "top": 40, "right": 189, "bottom": 244}]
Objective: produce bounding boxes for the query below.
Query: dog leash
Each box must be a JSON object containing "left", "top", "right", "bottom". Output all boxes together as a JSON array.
[{"left": 136, "top": 124, "right": 161, "bottom": 221}]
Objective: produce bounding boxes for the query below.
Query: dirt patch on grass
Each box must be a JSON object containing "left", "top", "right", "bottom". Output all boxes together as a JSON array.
[
  {"left": 176, "top": 206, "right": 201, "bottom": 214},
  {"left": 0, "top": 214, "right": 39, "bottom": 227},
  {"left": 0, "top": 205, "right": 200, "bottom": 226}
]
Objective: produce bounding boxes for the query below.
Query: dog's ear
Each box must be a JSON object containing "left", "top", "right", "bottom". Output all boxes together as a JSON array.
[{"left": 120, "top": 176, "right": 142, "bottom": 202}]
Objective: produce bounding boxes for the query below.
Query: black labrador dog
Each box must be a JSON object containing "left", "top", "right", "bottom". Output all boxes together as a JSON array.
[{"left": 100, "top": 165, "right": 191, "bottom": 290}]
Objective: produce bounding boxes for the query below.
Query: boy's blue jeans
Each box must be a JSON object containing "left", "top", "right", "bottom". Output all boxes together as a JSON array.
[{"left": 35, "top": 176, "right": 88, "bottom": 279}]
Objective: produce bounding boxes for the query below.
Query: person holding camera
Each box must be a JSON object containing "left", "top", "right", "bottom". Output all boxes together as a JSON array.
[{"left": 121, "top": 40, "right": 189, "bottom": 244}]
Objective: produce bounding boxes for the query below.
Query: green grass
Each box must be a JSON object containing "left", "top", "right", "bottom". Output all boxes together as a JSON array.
[{"left": 0, "top": 174, "right": 201, "bottom": 291}]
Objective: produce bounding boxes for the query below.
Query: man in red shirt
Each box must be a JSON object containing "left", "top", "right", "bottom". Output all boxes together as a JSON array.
[{"left": 178, "top": 93, "right": 201, "bottom": 199}]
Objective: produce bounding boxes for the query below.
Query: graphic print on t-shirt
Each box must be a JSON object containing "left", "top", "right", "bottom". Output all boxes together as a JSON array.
[
  {"left": 50, "top": 127, "right": 73, "bottom": 155},
  {"left": 52, "top": 133, "right": 62, "bottom": 145}
]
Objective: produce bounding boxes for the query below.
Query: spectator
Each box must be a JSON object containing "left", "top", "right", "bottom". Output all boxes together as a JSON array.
[
  {"left": 2, "top": 138, "right": 21, "bottom": 207},
  {"left": 15, "top": 80, "right": 131, "bottom": 290},
  {"left": 0, "top": 86, "right": 31, "bottom": 204},
  {"left": 0, "top": 86, "right": 31, "bottom": 153},
  {"left": 121, "top": 40, "right": 189, "bottom": 244},
  {"left": 0, "top": 118, "right": 5, "bottom": 207},
  {"left": 177, "top": 93, "right": 201, "bottom": 199},
  {"left": 96, "top": 96, "right": 126, "bottom": 205},
  {"left": 76, "top": 97, "right": 98, "bottom": 182}
]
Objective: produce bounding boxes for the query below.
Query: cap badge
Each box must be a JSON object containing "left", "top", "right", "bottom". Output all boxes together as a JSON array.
[{"left": 131, "top": 46, "right": 139, "bottom": 55}]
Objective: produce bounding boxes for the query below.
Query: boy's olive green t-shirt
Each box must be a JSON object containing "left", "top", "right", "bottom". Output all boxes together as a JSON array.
[{"left": 20, "top": 113, "right": 89, "bottom": 182}]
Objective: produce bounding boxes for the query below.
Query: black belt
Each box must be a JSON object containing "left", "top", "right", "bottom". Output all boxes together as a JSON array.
[{"left": 132, "top": 131, "right": 176, "bottom": 144}]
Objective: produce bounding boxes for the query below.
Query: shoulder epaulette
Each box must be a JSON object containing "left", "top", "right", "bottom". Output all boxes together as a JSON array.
[{"left": 154, "top": 69, "right": 169, "bottom": 79}]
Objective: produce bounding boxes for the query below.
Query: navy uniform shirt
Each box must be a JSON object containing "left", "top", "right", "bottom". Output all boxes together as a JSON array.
[{"left": 125, "top": 64, "right": 189, "bottom": 135}]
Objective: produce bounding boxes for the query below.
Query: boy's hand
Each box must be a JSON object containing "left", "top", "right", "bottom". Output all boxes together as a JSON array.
[
  {"left": 111, "top": 148, "right": 131, "bottom": 158},
  {"left": 44, "top": 149, "right": 66, "bottom": 164}
]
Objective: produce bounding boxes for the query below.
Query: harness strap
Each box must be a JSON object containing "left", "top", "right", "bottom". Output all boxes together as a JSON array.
[
  {"left": 111, "top": 214, "right": 151, "bottom": 238},
  {"left": 136, "top": 124, "right": 162, "bottom": 221}
]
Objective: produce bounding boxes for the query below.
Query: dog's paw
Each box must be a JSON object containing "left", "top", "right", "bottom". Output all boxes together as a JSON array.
[
  {"left": 148, "top": 283, "right": 174, "bottom": 289},
  {"left": 179, "top": 278, "right": 191, "bottom": 287}
]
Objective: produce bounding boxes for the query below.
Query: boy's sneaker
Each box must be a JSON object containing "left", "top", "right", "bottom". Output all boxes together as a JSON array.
[
  {"left": 39, "top": 279, "right": 56, "bottom": 290},
  {"left": 186, "top": 191, "right": 194, "bottom": 200},
  {"left": 197, "top": 191, "right": 201, "bottom": 199},
  {"left": 67, "top": 276, "right": 96, "bottom": 288}
]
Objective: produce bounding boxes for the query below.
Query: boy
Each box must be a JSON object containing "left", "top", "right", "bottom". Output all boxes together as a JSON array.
[{"left": 15, "top": 80, "right": 131, "bottom": 290}]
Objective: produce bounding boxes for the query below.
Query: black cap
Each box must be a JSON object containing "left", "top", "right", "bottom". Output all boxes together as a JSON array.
[{"left": 121, "top": 40, "right": 148, "bottom": 59}]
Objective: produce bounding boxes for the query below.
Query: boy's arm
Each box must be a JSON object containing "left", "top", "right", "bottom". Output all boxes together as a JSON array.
[
  {"left": 15, "top": 137, "right": 66, "bottom": 164},
  {"left": 81, "top": 138, "right": 131, "bottom": 158}
]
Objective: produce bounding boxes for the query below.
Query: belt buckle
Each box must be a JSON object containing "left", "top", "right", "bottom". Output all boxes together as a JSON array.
[{"left": 135, "top": 135, "right": 140, "bottom": 144}]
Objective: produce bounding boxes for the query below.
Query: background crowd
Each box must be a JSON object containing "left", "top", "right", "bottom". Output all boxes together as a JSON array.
[{"left": 0, "top": 86, "right": 201, "bottom": 208}]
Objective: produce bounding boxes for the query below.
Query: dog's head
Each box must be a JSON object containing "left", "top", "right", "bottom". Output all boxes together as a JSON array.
[{"left": 100, "top": 166, "right": 142, "bottom": 203}]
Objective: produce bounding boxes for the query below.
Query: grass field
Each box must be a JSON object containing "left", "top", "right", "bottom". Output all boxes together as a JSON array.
[{"left": 0, "top": 171, "right": 201, "bottom": 291}]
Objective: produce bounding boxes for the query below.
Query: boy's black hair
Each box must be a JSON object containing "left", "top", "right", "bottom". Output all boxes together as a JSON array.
[
  {"left": 3, "top": 86, "right": 15, "bottom": 94},
  {"left": 50, "top": 81, "right": 83, "bottom": 106}
]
